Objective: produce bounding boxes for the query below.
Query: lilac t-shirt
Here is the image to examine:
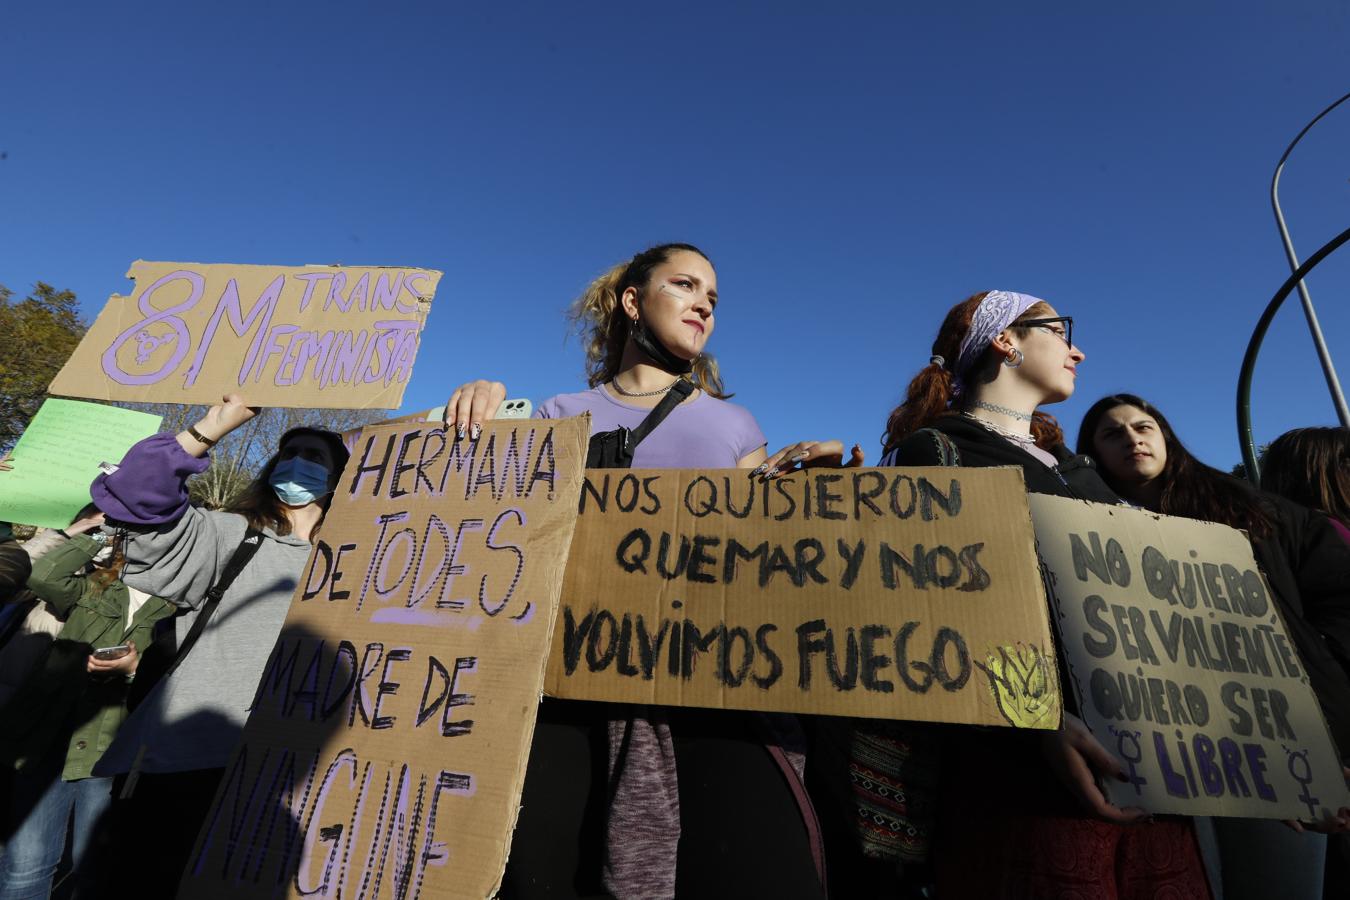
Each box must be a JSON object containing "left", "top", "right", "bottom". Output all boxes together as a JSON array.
[{"left": 536, "top": 385, "right": 766, "bottom": 467}]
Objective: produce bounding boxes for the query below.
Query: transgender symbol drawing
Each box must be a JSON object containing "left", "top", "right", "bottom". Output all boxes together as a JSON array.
[
  {"left": 133, "top": 328, "right": 177, "bottom": 364},
  {"left": 1284, "top": 745, "right": 1320, "bottom": 819},
  {"left": 1110, "top": 726, "right": 1148, "bottom": 795}
]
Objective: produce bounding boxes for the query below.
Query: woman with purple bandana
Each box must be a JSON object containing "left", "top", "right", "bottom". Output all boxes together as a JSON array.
[
  {"left": 445, "top": 243, "right": 857, "bottom": 900},
  {"left": 857, "top": 292, "right": 1214, "bottom": 898}
]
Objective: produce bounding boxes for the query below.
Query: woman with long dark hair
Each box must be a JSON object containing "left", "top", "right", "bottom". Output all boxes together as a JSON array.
[
  {"left": 858, "top": 292, "right": 1213, "bottom": 899},
  {"left": 447, "top": 243, "right": 856, "bottom": 899},
  {"left": 1079, "top": 394, "right": 1350, "bottom": 900},
  {"left": 1261, "top": 426, "right": 1350, "bottom": 536}
]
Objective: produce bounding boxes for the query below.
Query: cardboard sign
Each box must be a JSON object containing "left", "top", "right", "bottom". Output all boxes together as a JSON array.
[
  {"left": 544, "top": 466, "right": 1062, "bottom": 729},
  {"left": 49, "top": 261, "right": 441, "bottom": 409},
  {"left": 1030, "top": 495, "right": 1350, "bottom": 821},
  {"left": 181, "top": 417, "right": 588, "bottom": 899},
  {"left": 340, "top": 407, "right": 442, "bottom": 455},
  {"left": 0, "top": 399, "right": 161, "bottom": 527}
]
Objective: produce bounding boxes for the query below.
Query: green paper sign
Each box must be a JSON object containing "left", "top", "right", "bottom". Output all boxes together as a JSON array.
[{"left": 0, "top": 399, "right": 162, "bottom": 528}]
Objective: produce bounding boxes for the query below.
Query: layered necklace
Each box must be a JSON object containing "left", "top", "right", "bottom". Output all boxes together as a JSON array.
[
  {"left": 961, "top": 410, "right": 1037, "bottom": 448},
  {"left": 610, "top": 374, "right": 683, "bottom": 398}
]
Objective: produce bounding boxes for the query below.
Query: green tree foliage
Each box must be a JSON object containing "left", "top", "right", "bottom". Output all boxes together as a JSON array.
[{"left": 0, "top": 283, "right": 86, "bottom": 449}]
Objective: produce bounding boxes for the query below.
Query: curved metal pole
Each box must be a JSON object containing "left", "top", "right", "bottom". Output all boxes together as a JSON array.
[
  {"left": 1271, "top": 90, "right": 1350, "bottom": 427},
  {"left": 1239, "top": 223, "right": 1350, "bottom": 484}
]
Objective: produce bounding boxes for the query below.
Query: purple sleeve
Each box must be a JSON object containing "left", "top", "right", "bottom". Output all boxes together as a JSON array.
[
  {"left": 737, "top": 410, "right": 768, "bottom": 460},
  {"left": 90, "top": 433, "right": 210, "bottom": 525},
  {"left": 534, "top": 397, "right": 558, "bottom": 420}
]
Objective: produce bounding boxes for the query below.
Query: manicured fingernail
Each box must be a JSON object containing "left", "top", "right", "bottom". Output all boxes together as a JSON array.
[
  {"left": 791, "top": 452, "right": 808, "bottom": 462},
  {"left": 766, "top": 467, "right": 779, "bottom": 477},
  {"left": 471, "top": 423, "right": 481, "bottom": 440},
  {"left": 751, "top": 464, "right": 768, "bottom": 475},
  {"left": 456, "top": 425, "right": 466, "bottom": 440}
]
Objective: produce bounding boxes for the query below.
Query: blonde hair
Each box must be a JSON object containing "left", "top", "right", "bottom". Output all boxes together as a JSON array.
[{"left": 568, "top": 243, "right": 731, "bottom": 399}]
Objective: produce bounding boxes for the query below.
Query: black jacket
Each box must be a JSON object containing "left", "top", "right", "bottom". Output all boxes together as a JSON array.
[
  {"left": 884, "top": 414, "right": 1121, "bottom": 503},
  {"left": 1248, "top": 494, "right": 1350, "bottom": 757}
]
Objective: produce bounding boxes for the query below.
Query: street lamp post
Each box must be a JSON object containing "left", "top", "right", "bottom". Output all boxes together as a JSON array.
[
  {"left": 1240, "top": 224, "right": 1350, "bottom": 483},
  {"left": 1270, "top": 89, "right": 1350, "bottom": 428}
]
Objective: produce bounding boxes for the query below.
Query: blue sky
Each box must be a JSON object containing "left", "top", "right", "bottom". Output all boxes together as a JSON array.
[{"left": 3, "top": 2, "right": 1349, "bottom": 470}]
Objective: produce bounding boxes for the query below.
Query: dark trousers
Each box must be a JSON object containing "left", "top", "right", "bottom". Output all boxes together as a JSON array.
[{"left": 77, "top": 768, "right": 224, "bottom": 900}]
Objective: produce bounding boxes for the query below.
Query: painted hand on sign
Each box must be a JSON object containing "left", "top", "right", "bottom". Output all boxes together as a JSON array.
[
  {"left": 977, "top": 643, "right": 1060, "bottom": 729},
  {"left": 442, "top": 380, "right": 507, "bottom": 440},
  {"left": 753, "top": 440, "right": 865, "bottom": 480}
]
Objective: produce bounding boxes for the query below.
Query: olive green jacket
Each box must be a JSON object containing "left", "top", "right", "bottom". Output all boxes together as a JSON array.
[{"left": 0, "top": 535, "right": 174, "bottom": 780}]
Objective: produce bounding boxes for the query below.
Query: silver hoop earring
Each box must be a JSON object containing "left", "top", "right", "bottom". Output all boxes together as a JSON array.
[{"left": 1003, "top": 348, "right": 1024, "bottom": 368}]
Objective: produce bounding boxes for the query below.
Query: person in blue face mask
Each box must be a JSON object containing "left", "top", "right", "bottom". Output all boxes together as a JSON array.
[{"left": 76, "top": 395, "right": 351, "bottom": 898}]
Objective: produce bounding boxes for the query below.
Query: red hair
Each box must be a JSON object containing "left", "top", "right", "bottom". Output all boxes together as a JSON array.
[{"left": 881, "top": 292, "right": 1065, "bottom": 454}]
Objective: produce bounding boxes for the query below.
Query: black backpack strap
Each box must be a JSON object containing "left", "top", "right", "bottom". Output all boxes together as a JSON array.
[
  {"left": 916, "top": 427, "right": 962, "bottom": 467},
  {"left": 161, "top": 528, "right": 264, "bottom": 679},
  {"left": 628, "top": 379, "right": 694, "bottom": 449}
]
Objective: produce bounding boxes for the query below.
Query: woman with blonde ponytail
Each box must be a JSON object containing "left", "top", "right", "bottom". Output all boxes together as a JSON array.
[
  {"left": 853, "top": 291, "right": 1213, "bottom": 898},
  {"left": 447, "top": 243, "right": 852, "bottom": 899}
]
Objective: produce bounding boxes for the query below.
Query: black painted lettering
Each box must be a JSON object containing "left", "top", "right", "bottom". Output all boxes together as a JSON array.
[
  {"left": 350, "top": 433, "right": 395, "bottom": 497},
  {"left": 753, "top": 624, "right": 782, "bottom": 689},
  {"left": 370, "top": 648, "right": 412, "bottom": 730},
  {"left": 1081, "top": 595, "right": 1116, "bottom": 658},
  {"left": 860, "top": 625, "right": 894, "bottom": 693},
  {"left": 918, "top": 477, "right": 961, "bottom": 520},
  {"left": 815, "top": 474, "right": 847, "bottom": 520},
  {"left": 616, "top": 528, "right": 651, "bottom": 574},
  {"left": 837, "top": 539, "right": 866, "bottom": 590},
  {"left": 688, "top": 536, "right": 720, "bottom": 583},
  {"left": 852, "top": 471, "right": 886, "bottom": 520}
]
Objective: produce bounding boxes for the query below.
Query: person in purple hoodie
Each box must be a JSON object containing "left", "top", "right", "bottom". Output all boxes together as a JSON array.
[
  {"left": 80, "top": 400, "right": 349, "bottom": 897},
  {"left": 447, "top": 243, "right": 859, "bottom": 900}
]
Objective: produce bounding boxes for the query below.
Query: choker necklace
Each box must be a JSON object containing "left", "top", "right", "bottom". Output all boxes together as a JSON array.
[
  {"left": 971, "top": 399, "right": 1034, "bottom": 422},
  {"left": 611, "top": 375, "right": 683, "bottom": 398},
  {"left": 961, "top": 412, "right": 1036, "bottom": 446}
]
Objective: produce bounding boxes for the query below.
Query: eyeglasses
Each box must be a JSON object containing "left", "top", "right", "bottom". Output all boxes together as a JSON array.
[{"left": 1018, "top": 316, "right": 1074, "bottom": 348}]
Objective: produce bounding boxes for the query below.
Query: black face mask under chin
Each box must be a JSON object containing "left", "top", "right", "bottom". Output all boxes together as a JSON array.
[{"left": 630, "top": 318, "right": 695, "bottom": 375}]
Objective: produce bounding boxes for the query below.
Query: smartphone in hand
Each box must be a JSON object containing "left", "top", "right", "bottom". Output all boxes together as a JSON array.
[{"left": 92, "top": 644, "right": 131, "bottom": 661}]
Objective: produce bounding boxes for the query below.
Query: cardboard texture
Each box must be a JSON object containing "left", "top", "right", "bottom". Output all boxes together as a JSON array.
[
  {"left": 49, "top": 261, "right": 441, "bottom": 409},
  {"left": 180, "top": 416, "right": 588, "bottom": 899},
  {"left": 545, "top": 466, "right": 1062, "bottom": 729},
  {"left": 341, "top": 407, "right": 442, "bottom": 455},
  {"left": 0, "top": 399, "right": 161, "bottom": 528},
  {"left": 1030, "top": 494, "right": 1350, "bottom": 821}
]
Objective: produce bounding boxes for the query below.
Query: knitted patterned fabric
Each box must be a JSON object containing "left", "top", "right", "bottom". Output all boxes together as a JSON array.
[{"left": 848, "top": 721, "right": 940, "bottom": 863}]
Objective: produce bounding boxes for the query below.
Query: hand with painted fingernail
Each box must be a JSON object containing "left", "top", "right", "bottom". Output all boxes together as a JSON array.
[
  {"left": 444, "top": 380, "right": 507, "bottom": 441},
  {"left": 756, "top": 440, "right": 864, "bottom": 480}
]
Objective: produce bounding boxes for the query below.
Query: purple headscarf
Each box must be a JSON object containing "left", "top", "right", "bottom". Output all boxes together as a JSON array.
[{"left": 951, "top": 290, "right": 1043, "bottom": 396}]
